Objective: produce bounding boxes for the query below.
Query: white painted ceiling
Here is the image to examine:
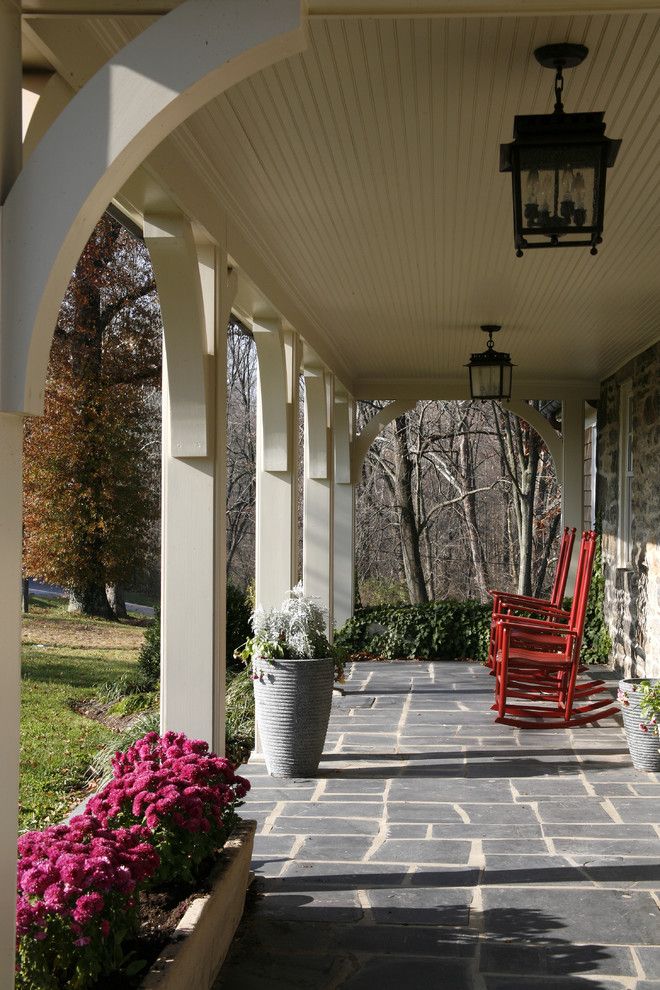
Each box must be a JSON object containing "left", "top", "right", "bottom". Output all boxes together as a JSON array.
[{"left": 23, "top": 5, "right": 660, "bottom": 396}]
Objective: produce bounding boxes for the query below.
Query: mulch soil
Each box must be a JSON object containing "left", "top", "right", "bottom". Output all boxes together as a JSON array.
[{"left": 93, "top": 867, "right": 216, "bottom": 988}]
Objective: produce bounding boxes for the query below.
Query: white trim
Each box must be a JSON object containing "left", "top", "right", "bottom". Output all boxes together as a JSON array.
[{"left": 617, "top": 378, "right": 634, "bottom": 569}]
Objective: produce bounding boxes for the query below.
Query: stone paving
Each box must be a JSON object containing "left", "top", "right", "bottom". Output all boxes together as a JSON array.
[{"left": 216, "top": 661, "right": 660, "bottom": 989}]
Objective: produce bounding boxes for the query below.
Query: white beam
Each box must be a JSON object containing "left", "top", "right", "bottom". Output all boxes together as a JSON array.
[
  {"left": 0, "top": 0, "right": 20, "bottom": 203},
  {"left": 354, "top": 379, "right": 600, "bottom": 403}
]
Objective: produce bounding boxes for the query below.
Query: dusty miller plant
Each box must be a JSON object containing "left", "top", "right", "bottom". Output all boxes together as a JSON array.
[
  {"left": 251, "top": 583, "right": 329, "bottom": 659},
  {"left": 235, "top": 584, "right": 346, "bottom": 681}
]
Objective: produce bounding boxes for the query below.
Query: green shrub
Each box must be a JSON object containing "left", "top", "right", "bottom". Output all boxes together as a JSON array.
[
  {"left": 108, "top": 691, "right": 159, "bottom": 717},
  {"left": 87, "top": 710, "right": 160, "bottom": 787},
  {"left": 137, "top": 607, "right": 160, "bottom": 687},
  {"left": 225, "top": 666, "right": 254, "bottom": 767},
  {"left": 335, "top": 600, "right": 492, "bottom": 661},
  {"left": 227, "top": 582, "right": 252, "bottom": 671},
  {"left": 574, "top": 533, "right": 612, "bottom": 665},
  {"left": 358, "top": 577, "right": 409, "bottom": 607}
]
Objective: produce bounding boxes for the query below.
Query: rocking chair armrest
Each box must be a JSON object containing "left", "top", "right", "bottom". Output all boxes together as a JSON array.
[
  {"left": 495, "top": 601, "right": 570, "bottom": 619},
  {"left": 489, "top": 590, "right": 552, "bottom": 608},
  {"left": 497, "top": 615, "right": 574, "bottom": 635}
]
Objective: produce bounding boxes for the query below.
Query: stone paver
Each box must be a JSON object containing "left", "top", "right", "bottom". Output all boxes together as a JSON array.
[{"left": 216, "top": 662, "right": 660, "bottom": 989}]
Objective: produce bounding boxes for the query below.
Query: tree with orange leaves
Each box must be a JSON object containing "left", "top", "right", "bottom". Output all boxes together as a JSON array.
[{"left": 23, "top": 215, "right": 161, "bottom": 617}]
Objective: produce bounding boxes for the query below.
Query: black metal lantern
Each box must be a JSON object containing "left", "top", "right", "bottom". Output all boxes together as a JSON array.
[
  {"left": 467, "top": 325, "right": 514, "bottom": 400},
  {"left": 500, "top": 43, "right": 621, "bottom": 257}
]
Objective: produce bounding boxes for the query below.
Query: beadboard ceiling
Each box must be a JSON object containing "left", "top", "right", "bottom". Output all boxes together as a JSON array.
[{"left": 23, "top": 4, "right": 660, "bottom": 397}]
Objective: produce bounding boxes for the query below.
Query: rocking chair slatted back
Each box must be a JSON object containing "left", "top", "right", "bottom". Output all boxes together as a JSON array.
[
  {"left": 549, "top": 526, "right": 577, "bottom": 607},
  {"left": 492, "top": 531, "right": 618, "bottom": 728},
  {"left": 487, "top": 526, "right": 576, "bottom": 669}
]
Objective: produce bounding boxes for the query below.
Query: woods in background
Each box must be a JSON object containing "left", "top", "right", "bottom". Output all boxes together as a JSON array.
[
  {"left": 21, "top": 216, "right": 562, "bottom": 617},
  {"left": 23, "top": 217, "right": 162, "bottom": 618}
]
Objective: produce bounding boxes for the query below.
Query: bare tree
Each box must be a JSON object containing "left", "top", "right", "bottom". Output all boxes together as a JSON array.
[{"left": 226, "top": 320, "right": 257, "bottom": 589}]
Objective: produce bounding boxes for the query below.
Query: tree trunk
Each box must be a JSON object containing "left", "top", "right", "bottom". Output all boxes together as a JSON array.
[
  {"left": 392, "top": 416, "right": 429, "bottom": 604},
  {"left": 457, "top": 429, "right": 490, "bottom": 600},
  {"left": 22, "top": 577, "right": 30, "bottom": 614},
  {"left": 106, "top": 583, "right": 128, "bottom": 619},
  {"left": 68, "top": 584, "right": 113, "bottom": 618},
  {"left": 534, "top": 512, "right": 561, "bottom": 598}
]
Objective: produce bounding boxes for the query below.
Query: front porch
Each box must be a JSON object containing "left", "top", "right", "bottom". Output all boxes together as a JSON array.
[{"left": 219, "top": 662, "right": 660, "bottom": 989}]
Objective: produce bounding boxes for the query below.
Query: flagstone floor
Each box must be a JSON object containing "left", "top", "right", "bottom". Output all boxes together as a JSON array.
[{"left": 216, "top": 661, "right": 660, "bottom": 990}]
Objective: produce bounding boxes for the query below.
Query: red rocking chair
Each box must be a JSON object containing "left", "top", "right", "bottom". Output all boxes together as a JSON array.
[
  {"left": 492, "top": 530, "right": 618, "bottom": 729},
  {"left": 487, "top": 526, "right": 576, "bottom": 670}
]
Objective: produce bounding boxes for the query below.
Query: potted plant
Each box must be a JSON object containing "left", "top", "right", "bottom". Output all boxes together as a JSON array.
[
  {"left": 618, "top": 678, "right": 660, "bottom": 771},
  {"left": 236, "top": 584, "right": 344, "bottom": 778}
]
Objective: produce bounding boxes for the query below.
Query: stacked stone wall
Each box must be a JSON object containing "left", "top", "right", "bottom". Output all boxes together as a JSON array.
[{"left": 597, "top": 340, "right": 660, "bottom": 678}]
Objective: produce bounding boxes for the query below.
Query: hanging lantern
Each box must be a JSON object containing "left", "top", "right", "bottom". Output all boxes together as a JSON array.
[
  {"left": 467, "top": 325, "right": 514, "bottom": 400},
  {"left": 500, "top": 43, "right": 621, "bottom": 257}
]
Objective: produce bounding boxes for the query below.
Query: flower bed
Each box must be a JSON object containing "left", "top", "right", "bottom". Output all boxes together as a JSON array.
[{"left": 16, "top": 732, "right": 250, "bottom": 990}]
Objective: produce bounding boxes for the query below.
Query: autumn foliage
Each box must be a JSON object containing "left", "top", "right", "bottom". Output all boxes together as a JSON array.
[{"left": 23, "top": 216, "right": 161, "bottom": 616}]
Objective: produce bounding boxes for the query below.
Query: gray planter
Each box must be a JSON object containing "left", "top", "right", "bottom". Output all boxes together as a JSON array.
[
  {"left": 253, "top": 657, "right": 334, "bottom": 778},
  {"left": 619, "top": 678, "right": 660, "bottom": 772}
]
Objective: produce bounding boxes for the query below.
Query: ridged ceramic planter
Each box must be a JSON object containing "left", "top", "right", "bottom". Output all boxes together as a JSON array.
[
  {"left": 619, "top": 678, "right": 660, "bottom": 772},
  {"left": 253, "top": 657, "right": 334, "bottom": 777}
]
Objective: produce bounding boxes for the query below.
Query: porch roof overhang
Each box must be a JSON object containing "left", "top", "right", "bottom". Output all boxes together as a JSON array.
[{"left": 20, "top": 0, "right": 660, "bottom": 402}]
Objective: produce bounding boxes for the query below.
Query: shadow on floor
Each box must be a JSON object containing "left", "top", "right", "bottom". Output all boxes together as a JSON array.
[
  {"left": 216, "top": 902, "right": 617, "bottom": 989},
  {"left": 254, "top": 863, "right": 660, "bottom": 892}
]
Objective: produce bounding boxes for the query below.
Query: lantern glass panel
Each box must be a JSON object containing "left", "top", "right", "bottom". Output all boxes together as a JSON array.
[
  {"left": 519, "top": 144, "right": 601, "bottom": 234},
  {"left": 471, "top": 363, "right": 502, "bottom": 399},
  {"left": 502, "top": 363, "right": 513, "bottom": 399}
]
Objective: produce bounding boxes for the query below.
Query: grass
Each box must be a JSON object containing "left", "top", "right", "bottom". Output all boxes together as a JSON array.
[
  {"left": 123, "top": 589, "right": 160, "bottom": 609},
  {"left": 19, "top": 597, "right": 253, "bottom": 832},
  {"left": 20, "top": 598, "right": 143, "bottom": 832}
]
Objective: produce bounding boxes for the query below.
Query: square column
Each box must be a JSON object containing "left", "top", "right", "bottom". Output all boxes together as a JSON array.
[
  {"left": 147, "top": 217, "right": 232, "bottom": 753},
  {"left": 0, "top": 415, "right": 22, "bottom": 986},
  {"left": 333, "top": 394, "right": 355, "bottom": 630},
  {"left": 562, "top": 397, "right": 586, "bottom": 595},
  {"left": 303, "top": 370, "right": 335, "bottom": 635},
  {"left": 0, "top": 4, "right": 25, "bottom": 984},
  {"left": 254, "top": 323, "right": 300, "bottom": 609}
]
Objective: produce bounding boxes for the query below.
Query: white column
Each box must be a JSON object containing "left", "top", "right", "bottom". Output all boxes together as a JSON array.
[
  {"left": 254, "top": 322, "right": 299, "bottom": 609},
  {"left": 333, "top": 394, "right": 355, "bottom": 630},
  {"left": 303, "top": 370, "right": 335, "bottom": 635},
  {"left": 562, "top": 397, "right": 586, "bottom": 595},
  {"left": 146, "top": 216, "right": 232, "bottom": 752},
  {"left": 0, "top": 415, "right": 22, "bottom": 988},
  {"left": 0, "top": 4, "right": 24, "bottom": 984}
]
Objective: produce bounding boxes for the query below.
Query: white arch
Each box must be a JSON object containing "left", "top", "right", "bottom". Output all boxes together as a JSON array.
[
  {"left": 1, "top": 0, "right": 304, "bottom": 414},
  {"left": 502, "top": 399, "right": 564, "bottom": 484},
  {"left": 351, "top": 398, "right": 564, "bottom": 484},
  {"left": 351, "top": 400, "right": 413, "bottom": 483}
]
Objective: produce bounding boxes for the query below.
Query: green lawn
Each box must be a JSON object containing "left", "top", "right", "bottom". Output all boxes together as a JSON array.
[{"left": 20, "top": 600, "right": 143, "bottom": 832}]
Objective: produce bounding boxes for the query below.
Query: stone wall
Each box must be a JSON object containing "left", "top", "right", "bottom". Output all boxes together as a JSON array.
[{"left": 597, "top": 340, "right": 660, "bottom": 678}]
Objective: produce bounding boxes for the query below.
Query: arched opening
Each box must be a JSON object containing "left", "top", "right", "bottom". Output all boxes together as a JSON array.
[{"left": 354, "top": 399, "right": 563, "bottom": 607}]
